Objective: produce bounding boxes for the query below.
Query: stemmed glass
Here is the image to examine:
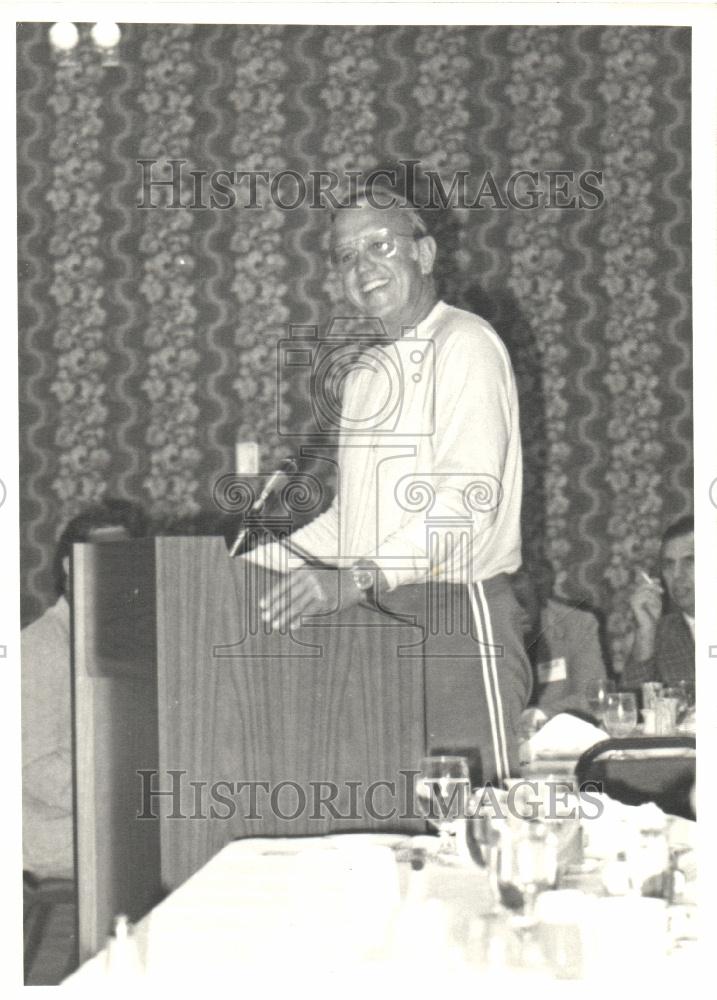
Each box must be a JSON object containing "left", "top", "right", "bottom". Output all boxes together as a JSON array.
[
  {"left": 586, "top": 678, "right": 616, "bottom": 726},
  {"left": 603, "top": 692, "right": 638, "bottom": 738},
  {"left": 498, "top": 820, "right": 559, "bottom": 921},
  {"left": 467, "top": 787, "right": 509, "bottom": 914},
  {"left": 415, "top": 755, "right": 471, "bottom": 858}
]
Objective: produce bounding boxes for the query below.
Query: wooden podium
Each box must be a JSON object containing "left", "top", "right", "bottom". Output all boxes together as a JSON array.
[{"left": 71, "top": 536, "right": 429, "bottom": 959}]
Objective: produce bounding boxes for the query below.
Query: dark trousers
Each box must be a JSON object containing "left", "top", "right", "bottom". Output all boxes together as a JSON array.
[{"left": 382, "top": 574, "right": 532, "bottom": 785}]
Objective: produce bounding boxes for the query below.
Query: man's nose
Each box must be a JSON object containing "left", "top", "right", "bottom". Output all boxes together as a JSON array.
[{"left": 355, "top": 246, "right": 376, "bottom": 274}]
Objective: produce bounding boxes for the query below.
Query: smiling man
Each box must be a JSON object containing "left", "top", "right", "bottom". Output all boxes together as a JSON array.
[
  {"left": 332, "top": 204, "right": 438, "bottom": 337},
  {"left": 623, "top": 515, "right": 695, "bottom": 687},
  {"left": 253, "top": 175, "right": 531, "bottom": 783}
]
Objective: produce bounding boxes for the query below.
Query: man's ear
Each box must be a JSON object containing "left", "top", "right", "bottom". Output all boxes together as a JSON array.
[{"left": 416, "top": 235, "right": 437, "bottom": 275}]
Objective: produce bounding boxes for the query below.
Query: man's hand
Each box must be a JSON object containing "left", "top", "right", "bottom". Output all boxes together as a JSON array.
[
  {"left": 629, "top": 575, "right": 663, "bottom": 661},
  {"left": 519, "top": 706, "right": 548, "bottom": 740},
  {"left": 258, "top": 568, "right": 364, "bottom": 632}
]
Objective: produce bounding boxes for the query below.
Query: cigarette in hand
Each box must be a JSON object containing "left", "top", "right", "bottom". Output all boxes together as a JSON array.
[{"left": 639, "top": 569, "right": 661, "bottom": 589}]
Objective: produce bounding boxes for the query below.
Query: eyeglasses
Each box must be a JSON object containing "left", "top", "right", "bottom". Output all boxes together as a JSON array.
[{"left": 329, "top": 227, "right": 417, "bottom": 271}]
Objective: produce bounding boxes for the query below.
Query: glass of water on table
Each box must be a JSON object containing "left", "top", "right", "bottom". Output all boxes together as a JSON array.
[
  {"left": 586, "top": 678, "right": 615, "bottom": 726},
  {"left": 604, "top": 691, "right": 638, "bottom": 737},
  {"left": 415, "top": 755, "right": 471, "bottom": 859}
]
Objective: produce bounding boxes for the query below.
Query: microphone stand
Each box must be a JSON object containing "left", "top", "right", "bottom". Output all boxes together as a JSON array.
[{"left": 228, "top": 459, "right": 297, "bottom": 558}]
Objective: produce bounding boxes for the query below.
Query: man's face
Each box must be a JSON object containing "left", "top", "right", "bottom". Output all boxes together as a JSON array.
[
  {"left": 660, "top": 531, "right": 694, "bottom": 616},
  {"left": 331, "top": 203, "right": 432, "bottom": 327}
]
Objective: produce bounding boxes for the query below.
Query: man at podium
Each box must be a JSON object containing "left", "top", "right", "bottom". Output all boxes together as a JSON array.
[{"left": 253, "top": 175, "right": 532, "bottom": 785}]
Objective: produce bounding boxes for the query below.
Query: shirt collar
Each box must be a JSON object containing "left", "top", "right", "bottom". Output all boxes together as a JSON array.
[{"left": 400, "top": 299, "right": 445, "bottom": 339}]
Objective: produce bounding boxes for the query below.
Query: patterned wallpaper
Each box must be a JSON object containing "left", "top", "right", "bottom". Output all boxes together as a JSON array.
[{"left": 17, "top": 24, "right": 693, "bottom": 667}]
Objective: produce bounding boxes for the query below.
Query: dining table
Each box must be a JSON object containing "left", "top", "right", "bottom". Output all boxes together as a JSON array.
[{"left": 62, "top": 810, "right": 699, "bottom": 989}]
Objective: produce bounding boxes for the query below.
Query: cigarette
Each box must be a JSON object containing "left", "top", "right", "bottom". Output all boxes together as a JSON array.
[{"left": 639, "top": 570, "right": 661, "bottom": 588}]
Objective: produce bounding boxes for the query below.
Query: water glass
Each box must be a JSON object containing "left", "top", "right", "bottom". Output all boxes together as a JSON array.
[
  {"left": 655, "top": 696, "right": 679, "bottom": 735},
  {"left": 663, "top": 683, "right": 694, "bottom": 723},
  {"left": 641, "top": 681, "right": 663, "bottom": 711},
  {"left": 640, "top": 708, "right": 656, "bottom": 735},
  {"left": 604, "top": 692, "right": 638, "bottom": 738},
  {"left": 535, "top": 890, "right": 589, "bottom": 978},
  {"left": 466, "top": 787, "right": 510, "bottom": 912},
  {"left": 415, "top": 755, "right": 471, "bottom": 856},
  {"left": 585, "top": 678, "right": 615, "bottom": 724},
  {"left": 498, "top": 820, "right": 559, "bottom": 917}
]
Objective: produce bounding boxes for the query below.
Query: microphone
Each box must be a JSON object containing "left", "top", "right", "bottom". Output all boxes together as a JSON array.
[
  {"left": 252, "top": 457, "right": 297, "bottom": 514},
  {"left": 228, "top": 457, "right": 297, "bottom": 557}
]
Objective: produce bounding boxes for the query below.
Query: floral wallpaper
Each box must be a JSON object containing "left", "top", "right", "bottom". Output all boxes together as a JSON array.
[
  {"left": 46, "top": 45, "right": 109, "bottom": 508},
  {"left": 17, "top": 24, "right": 692, "bottom": 668},
  {"left": 138, "top": 28, "right": 202, "bottom": 515}
]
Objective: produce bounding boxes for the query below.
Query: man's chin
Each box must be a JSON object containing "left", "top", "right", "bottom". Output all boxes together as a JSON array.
[{"left": 357, "top": 294, "right": 395, "bottom": 317}]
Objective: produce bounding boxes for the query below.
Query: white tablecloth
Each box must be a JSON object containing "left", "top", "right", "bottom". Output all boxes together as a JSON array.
[{"left": 63, "top": 829, "right": 698, "bottom": 990}]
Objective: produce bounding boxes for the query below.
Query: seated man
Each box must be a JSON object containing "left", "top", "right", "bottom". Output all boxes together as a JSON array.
[
  {"left": 511, "top": 563, "right": 608, "bottom": 722},
  {"left": 21, "top": 498, "right": 147, "bottom": 880},
  {"left": 622, "top": 515, "right": 694, "bottom": 688}
]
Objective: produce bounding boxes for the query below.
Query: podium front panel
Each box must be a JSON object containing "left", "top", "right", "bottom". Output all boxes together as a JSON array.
[{"left": 154, "top": 538, "right": 426, "bottom": 889}]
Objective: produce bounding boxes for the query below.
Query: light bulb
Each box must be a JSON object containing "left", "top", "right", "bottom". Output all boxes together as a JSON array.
[
  {"left": 49, "top": 22, "right": 79, "bottom": 52},
  {"left": 91, "top": 21, "right": 121, "bottom": 50}
]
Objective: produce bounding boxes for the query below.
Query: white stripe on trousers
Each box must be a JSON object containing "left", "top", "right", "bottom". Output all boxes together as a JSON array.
[{"left": 468, "top": 581, "right": 510, "bottom": 782}]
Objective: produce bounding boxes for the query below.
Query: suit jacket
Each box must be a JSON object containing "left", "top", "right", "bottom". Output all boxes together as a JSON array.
[
  {"left": 529, "top": 599, "right": 607, "bottom": 718},
  {"left": 622, "top": 610, "right": 695, "bottom": 688}
]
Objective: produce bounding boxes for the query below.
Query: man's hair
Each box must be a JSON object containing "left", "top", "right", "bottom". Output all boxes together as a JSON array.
[
  {"left": 662, "top": 515, "right": 694, "bottom": 548},
  {"left": 330, "top": 163, "right": 432, "bottom": 238},
  {"left": 53, "top": 497, "right": 147, "bottom": 596}
]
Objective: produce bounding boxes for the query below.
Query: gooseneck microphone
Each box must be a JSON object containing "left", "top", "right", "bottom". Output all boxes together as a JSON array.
[{"left": 228, "top": 457, "right": 297, "bottom": 557}]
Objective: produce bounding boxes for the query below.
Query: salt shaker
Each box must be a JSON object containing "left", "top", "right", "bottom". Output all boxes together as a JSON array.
[{"left": 105, "top": 914, "right": 143, "bottom": 980}]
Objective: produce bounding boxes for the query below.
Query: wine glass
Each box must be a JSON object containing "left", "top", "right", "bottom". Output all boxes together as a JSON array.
[
  {"left": 498, "top": 820, "right": 559, "bottom": 921},
  {"left": 603, "top": 692, "right": 638, "bottom": 738},
  {"left": 585, "top": 678, "right": 615, "bottom": 725},
  {"left": 415, "top": 755, "right": 471, "bottom": 857},
  {"left": 467, "top": 787, "right": 509, "bottom": 913}
]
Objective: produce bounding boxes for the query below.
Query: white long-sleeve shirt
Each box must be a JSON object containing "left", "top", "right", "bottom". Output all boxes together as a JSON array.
[{"left": 257, "top": 301, "right": 523, "bottom": 590}]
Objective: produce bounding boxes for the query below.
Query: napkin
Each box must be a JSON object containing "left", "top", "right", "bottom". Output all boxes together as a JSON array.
[{"left": 527, "top": 712, "right": 607, "bottom": 759}]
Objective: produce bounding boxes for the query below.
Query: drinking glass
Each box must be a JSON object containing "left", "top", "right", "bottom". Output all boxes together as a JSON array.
[
  {"left": 604, "top": 692, "right": 638, "bottom": 738},
  {"left": 663, "top": 683, "right": 695, "bottom": 724},
  {"left": 641, "top": 682, "right": 664, "bottom": 712},
  {"left": 585, "top": 678, "right": 615, "bottom": 725},
  {"left": 467, "top": 787, "right": 509, "bottom": 913},
  {"left": 655, "top": 696, "right": 679, "bottom": 735},
  {"left": 498, "top": 820, "right": 559, "bottom": 920},
  {"left": 415, "top": 755, "right": 471, "bottom": 857}
]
